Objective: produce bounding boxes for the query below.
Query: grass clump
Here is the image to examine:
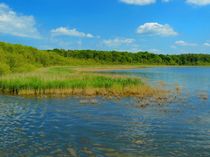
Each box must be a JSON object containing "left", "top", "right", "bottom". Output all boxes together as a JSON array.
[{"left": 0, "top": 66, "right": 165, "bottom": 98}]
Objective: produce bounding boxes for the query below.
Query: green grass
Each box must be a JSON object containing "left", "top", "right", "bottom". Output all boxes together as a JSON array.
[
  {"left": 0, "top": 73, "right": 141, "bottom": 91},
  {"left": 0, "top": 67, "right": 139, "bottom": 94},
  {"left": 0, "top": 66, "right": 153, "bottom": 97}
]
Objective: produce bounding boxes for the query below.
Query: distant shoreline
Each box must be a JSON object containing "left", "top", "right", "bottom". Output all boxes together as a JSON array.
[{"left": 74, "top": 65, "right": 210, "bottom": 72}]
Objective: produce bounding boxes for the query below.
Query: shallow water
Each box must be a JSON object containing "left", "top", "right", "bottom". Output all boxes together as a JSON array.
[{"left": 0, "top": 67, "right": 210, "bottom": 157}]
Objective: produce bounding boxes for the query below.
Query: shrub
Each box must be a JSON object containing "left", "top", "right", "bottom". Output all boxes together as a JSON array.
[
  {"left": 0, "top": 63, "right": 11, "bottom": 75},
  {"left": 12, "top": 64, "right": 37, "bottom": 73}
]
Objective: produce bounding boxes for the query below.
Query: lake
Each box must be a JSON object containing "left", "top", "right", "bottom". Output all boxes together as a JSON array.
[{"left": 0, "top": 67, "right": 210, "bottom": 157}]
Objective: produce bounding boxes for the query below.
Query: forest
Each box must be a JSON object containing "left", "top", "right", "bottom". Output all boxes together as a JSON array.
[
  {"left": 52, "top": 49, "right": 210, "bottom": 65},
  {"left": 0, "top": 41, "right": 210, "bottom": 75}
]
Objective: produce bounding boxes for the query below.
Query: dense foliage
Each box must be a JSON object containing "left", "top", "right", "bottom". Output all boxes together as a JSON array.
[
  {"left": 0, "top": 42, "right": 96, "bottom": 75},
  {"left": 0, "top": 41, "right": 210, "bottom": 75},
  {"left": 52, "top": 49, "right": 210, "bottom": 65},
  {"left": 0, "top": 42, "right": 71, "bottom": 74}
]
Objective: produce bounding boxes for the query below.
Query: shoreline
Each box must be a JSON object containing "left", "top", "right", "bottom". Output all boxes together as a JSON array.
[
  {"left": 0, "top": 66, "right": 170, "bottom": 99},
  {"left": 73, "top": 65, "right": 210, "bottom": 72},
  {"left": 0, "top": 86, "right": 168, "bottom": 98},
  {"left": 1, "top": 65, "right": 208, "bottom": 99}
]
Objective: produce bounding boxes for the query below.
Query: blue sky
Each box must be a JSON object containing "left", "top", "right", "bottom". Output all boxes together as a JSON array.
[{"left": 0, "top": 0, "right": 210, "bottom": 54}]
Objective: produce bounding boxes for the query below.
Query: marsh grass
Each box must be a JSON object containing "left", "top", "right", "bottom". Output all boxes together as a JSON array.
[{"left": 0, "top": 66, "right": 168, "bottom": 100}]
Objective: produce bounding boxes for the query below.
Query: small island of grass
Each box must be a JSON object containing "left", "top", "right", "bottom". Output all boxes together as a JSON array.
[{"left": 0, "top": 66, "right": 165, "bottom": 99}]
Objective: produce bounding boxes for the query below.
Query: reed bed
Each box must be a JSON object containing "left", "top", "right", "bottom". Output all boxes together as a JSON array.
[{"left": 0, "top": 66, "right": 168, "bottom": 99}]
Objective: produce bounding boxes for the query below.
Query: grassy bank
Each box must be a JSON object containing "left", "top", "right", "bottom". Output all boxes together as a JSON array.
[
  {"left": 0, "top": 42, "right": 172, "bottom": 99},
  {"left": 0, "top": 42, "right": 99, "bottom": 75},
  {"left": 0, "top": 66, "right": 167, "bottom": 99},
  {"left": 1, "top": 41, "right": 210, "bottom": 77}
]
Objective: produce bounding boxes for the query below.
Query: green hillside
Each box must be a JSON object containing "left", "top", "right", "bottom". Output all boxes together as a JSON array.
[
  {"left": 0, "top": 42, "right": 97, "bottom": 75},
  {"left": 1, "top": 41, "right": 210, "bottom": 76}
]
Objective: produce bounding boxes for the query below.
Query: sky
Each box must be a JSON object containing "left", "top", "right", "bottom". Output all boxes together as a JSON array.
[{"left": 0, "top": 0, "right": 210, "bottom": 54}]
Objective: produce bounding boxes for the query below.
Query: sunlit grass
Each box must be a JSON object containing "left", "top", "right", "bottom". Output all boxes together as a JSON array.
[{"left": 0, "top": 66, "right": 167, "bottom": 98}]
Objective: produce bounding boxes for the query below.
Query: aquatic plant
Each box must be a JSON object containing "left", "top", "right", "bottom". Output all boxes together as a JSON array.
[{"left": 0, "top": 66, "right": 167, "bottom": 99}]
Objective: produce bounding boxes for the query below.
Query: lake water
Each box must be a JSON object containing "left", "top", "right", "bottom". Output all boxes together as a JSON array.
[{"left": 0, "top": 67, "right": 210, "bottom": 157}]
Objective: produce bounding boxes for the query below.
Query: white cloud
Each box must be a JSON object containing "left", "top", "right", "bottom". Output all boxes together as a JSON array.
[
  {"left": 120, "top": 0, "right": 156, "bottom": 5},
  {"left": 0, "top": 3, "right": 40, "bottom": 38},
  {"left": 51, "top": 27, "right": 95, "bottom": 38},
  {"left": 149, "top": 48, "right": 162, "bottom": 53},
  {"left": 186, "top": 0, "right": 210, "bottom": 6},
  {"left": 175, "top": 40, "right": 197, "bottom": 46},
  {"left": 204, "top": 42, "right": 210, "bottom": 46},
  {"left": 162, "top": 0, "right": 171, "bottom": 2},
  {"left": 121, "top": 0, "right": 210, "bottom": 6},
  {"left": 103, "top": 38, "right": 135, "bottom": 47},
  {"left": 137, "top": 22, "right": 178, "bottom": 36}
]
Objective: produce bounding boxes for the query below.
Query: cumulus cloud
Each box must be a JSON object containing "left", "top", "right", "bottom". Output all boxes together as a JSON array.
[
  {"left": 120, "top": 0, "right": 156, "bottom": 5},
  {"left": 149, "top": 48, "right": 162, "bottom": 53},
  {"left": 137, "top": 22, "right": 178, "bottom": 36},
  {"left": 162, "top": 0, "right": 171, "bottom": 2},
  {"left": 186, "top": 0, "right": 210, "bottom": 6},
  {"left": 120, "top": 0, "right": 210, "bottom": 6},
  {"left": 0, "top": 3, "right": 40, "bottom": 38},
  {"left": 120, "top": 0, "right": 172, "bottom": 5},
  {"left": 204, "top": 42, "right": 210, "bottom": 46},
  {"left": 175, "top": 40, "right": 197, "bottom": 46},
  {"left": 103, "top": 38, "right": 135, "bottom": 47},
  {"left": 51, "top": 27, "right": 94, "bottom": 38}
]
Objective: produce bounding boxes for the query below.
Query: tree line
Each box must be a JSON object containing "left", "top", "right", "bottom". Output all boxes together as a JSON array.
[
  {"left": 1, "top": 41, "right": 210, "bottom": 75},
  {"left": 51, "top": 49, "right": 210, "bottom": 65}
]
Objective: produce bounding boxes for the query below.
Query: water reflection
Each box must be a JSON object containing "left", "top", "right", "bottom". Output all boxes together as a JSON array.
[{"left": 0, "top": 67, "right": 210, "bottom": 157}]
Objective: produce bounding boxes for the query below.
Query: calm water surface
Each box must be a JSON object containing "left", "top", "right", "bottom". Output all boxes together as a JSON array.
[{"left": 0, "top": 67, "right": 210, "bottom": 157}]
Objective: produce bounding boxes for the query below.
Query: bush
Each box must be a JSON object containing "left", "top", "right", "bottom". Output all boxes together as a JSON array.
[
  {"left": 0, "top": 63, "right": 11, "bottom": 75},
  {"left": 12, "top": 64, "right": 37, "bottom": 73}
]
